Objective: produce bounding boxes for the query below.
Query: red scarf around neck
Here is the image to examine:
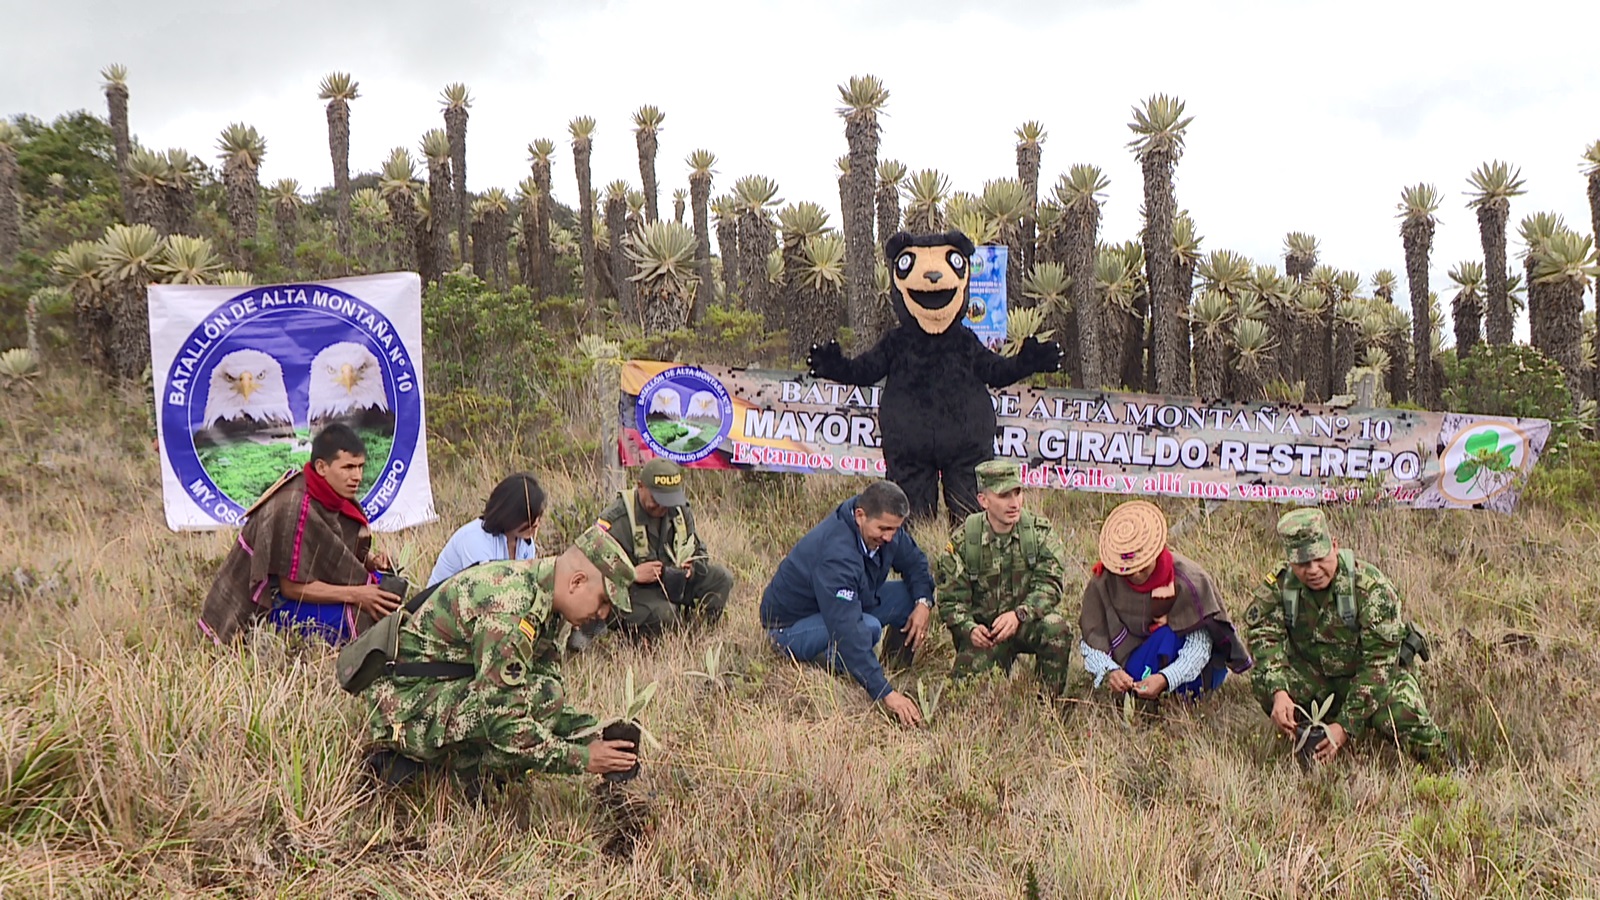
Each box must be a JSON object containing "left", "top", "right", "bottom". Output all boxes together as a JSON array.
[
  {"left": 303, "top": 462, "right": 369, "bottom": 524},
  {"left": 1093, "top": 547, "right": 1174, "bottom": 593}
]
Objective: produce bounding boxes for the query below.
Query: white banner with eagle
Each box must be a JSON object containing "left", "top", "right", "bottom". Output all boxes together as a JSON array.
[{"left": 149, "top": 272, "right": 436, "bottom": 532}]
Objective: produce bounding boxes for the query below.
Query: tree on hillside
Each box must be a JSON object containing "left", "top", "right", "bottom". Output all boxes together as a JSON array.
[
  {"left": 124, "top": 148, "right": 169, "bottom": 233},
  {"left": 1398, "top": 184, "right": 1440, "bottom": 406},
  {"left": 604, "top": 180, "right": 634, "bottom": 313},
  {"left": 420, "top": 129, "right": 453, "bottom": 284},
  {"left": 96, "top": 223, "right": 161, "bottom": 380},
  {"left": 101, "top": 65, "right": 131, "bottom": 216},
  {"left": 686, "top": 149, "right": 716, "bottom": 322},
  {"left": 528, "top": 138, "right": 556, "bottom": 298},
  {"left": 516, "top": 177, "right": 539, "bottom": 289},
  {"left": 1520, "top": 212, "right": 1564, "bottom": 362},
  {"left": 902, "top": 168, "right": 949, "bottom": 234},
  {"left": 633, "top": 105, "right": 664, "bottom": 224},
  {"left": 263, "top": 178, "right": 304, "bottom": 262},
  {"left": 379, "top": 148, "right": 421, "bottom": 273},
  {"left": 1466, "top": 160, "right": 1525, "bottom": 346},
  {"left": 216, "top": 123, "right": 265, "bottom": 266},
  {"left": 478, "top": 187, "right": 511, "bottom": 289},
  {"left": 1189, "top": 289, "right": 1230, "bottom": 398},
  {"left": 672, "top": 188, "right": 686, "bottom": 225},
  {"left": 734, "top": 175, "right": 782, "bottom": 323},
  {"left": 794, "top": 234, "right": 847, "bottom": 357},
  {"left": 162, "top": 149, "right": 198, "bottom": 236},
  {"left": 440, "top": 84, "right": 472, "bottom": 265},
  {"left": 569, "top": 116, "right": 598, "bottom": 309},
  {"left": 53, "top": 241, "right": 107, "bottom": 369},
  {"left": 1531, "top": 226, "right": 1596, "bottom": 402},
  {"left": 1015, "top": 121, "right": 1046, "bottom": 273},
  {"left": 980, "top": 178, "right": 1029, "bottom": 312},
  {"left": 875, "top": 160, "right": 905, "bottom": 246},
  {"left": 0, "top": 121, "right": 24, "bottom": 267},
  {"left": 838, "top": 75, "right": 887, "bottom": 336},
  {"left": 625, "top": 221, "right": 700, "bottom": 335},
  {"left": 318, "top": 73, "right": 359, "bottom": 258},
  {"left": 712, "top": 193, "right": 739, "bottom": 307},
  {"left": 1284, "top": 232, "right": 1318, "bottom": 283},
  {"left": 1448, "top": 260, "right": 1484, "bottom": 355},
  {"left": 1129, "top": 94, "right": 1193, "bottom": 395},
  {"left": 1172, "top": 213, "right": 1201, "bottom": 392},
  {"left": 1056, "top": 166, "right": 1109, "bottom": 388},
  {"left": 777, "top": 202, "right": 832, "bottom": 357}
]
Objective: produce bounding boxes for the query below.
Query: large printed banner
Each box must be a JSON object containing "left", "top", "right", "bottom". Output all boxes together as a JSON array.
[
  {"left": 618, "top": 360, "right": 1551, "bottom": 512},
  {"left": 150, "top": 273, "right": 436, "bottom": 532}
]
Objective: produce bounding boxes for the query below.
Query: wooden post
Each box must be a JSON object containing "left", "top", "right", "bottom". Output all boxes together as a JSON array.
[{"left": 595, "top": 359, "right": 624, "bottom": 499}]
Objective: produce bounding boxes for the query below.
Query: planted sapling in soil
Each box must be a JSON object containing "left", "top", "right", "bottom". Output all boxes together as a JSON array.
[{"left": 1293, "top": 693, "right": 1337, "bottom": 771}]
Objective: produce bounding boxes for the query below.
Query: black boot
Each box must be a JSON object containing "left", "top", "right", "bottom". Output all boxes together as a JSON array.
[{"left": 365, "top": 749, "right": 427, "bottom": 787}]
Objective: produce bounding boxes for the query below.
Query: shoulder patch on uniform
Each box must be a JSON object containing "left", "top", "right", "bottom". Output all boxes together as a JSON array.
[
  {"left": 595, "top": 518, "right": 612, "bottom": 531},
  {"left": 1263, "top": 572, "right": 1278, "bottom": 586},
  {"left": 945, "top": 542, "right": 955, "bottom": 555},
  {"left": 835, "top": 589, "right": 857, "bottom": 603},
  {"left": 518, "top": 618, "right": 539, "bottom": 642}
]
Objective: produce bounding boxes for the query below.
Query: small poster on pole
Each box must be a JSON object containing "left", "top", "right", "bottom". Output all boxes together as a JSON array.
[{"left": 964, "top": 244, "right": 1008, "bottom": 350}]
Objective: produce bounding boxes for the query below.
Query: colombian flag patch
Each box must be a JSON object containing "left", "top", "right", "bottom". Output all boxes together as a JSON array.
[
  {"left": 595, "top": 518, "right": 612, "bottom": 531},
  {"left": 518, "top": 619, "right": 538, "bottom": 642}
]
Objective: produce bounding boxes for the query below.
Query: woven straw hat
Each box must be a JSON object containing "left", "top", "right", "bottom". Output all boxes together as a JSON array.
[{"left": 1097, "top": 500, "right": 1168, "bottom": 576}]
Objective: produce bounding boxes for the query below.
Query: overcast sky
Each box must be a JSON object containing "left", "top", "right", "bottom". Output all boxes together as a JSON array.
[{"left": 4, "top": 0, "right": 1597, "bottom": 343}]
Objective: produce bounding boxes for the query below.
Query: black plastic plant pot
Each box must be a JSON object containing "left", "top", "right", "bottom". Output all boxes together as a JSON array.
[
  {"left": 601, "top": 720, "right": 642, "bottom": 783},
  {"left": 1295, "top": 724, "right": 1326, "bottom": 771}
]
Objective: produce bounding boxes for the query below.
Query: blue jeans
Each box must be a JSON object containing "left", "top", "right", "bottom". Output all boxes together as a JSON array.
[{"left": 766, "top": 580, "right": 914, "bottom": 674}]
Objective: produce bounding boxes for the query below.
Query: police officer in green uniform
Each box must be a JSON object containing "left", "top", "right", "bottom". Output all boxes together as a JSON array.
[
  {"left": 1246, "top": 508, "right": 1447, "bottom": 765},
  {"left": 596, "top": 458, "right": 735, "bottom": 638},
  {"left": 934, "top": 459, "right": 1074, "bottom": 696}
]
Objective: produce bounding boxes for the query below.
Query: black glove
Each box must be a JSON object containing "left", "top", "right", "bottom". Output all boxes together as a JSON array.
[
  {"left": 1016, "top": 336, "right": 1064, "bottom": 374},
  {"left": 807, "top": 340, "right": 845, "bottom": 379}
]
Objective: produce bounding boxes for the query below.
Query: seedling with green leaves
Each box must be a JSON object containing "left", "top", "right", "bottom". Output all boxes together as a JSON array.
[
  {"left": 573, "top": 667, "right": 663, "bottom": 782},
  {"left": 916, "top": 677, "right": 944, "bottom": 723},
  {"left": 1292, "top": 693, "right": 1337, "bottom": 769},
  {"left": 685, "top": 643, "right": 731, "bottom": 691}
]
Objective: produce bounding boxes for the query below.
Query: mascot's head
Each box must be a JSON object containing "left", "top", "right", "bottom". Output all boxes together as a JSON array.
[{"left": 884, "top": 230, "right": 976, "bottom": 335}]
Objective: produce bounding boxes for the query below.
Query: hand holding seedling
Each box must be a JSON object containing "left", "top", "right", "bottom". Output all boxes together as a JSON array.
[
  {"left": 882, "top": 690, "right": 924, "bottom": 728},
  {"left": 1132, "top": 672, "right": 1167, "bottom": 699},
  {"left": 1312, "top": 723, "right": 1347, "bottom": 763},
  {"left": 1106, "top": 669, "right": 1137, "bottom": 694},
  {"left": 968, "top": 623, "right": 995, "bottom": 649},
  {"left": 349, "top": 582, "right": 402, "bottom": 619},
  {"left": 1270, "top": 691, "right": 1298, "bottom": 739},
  {"left": 586, "top": 738, "right": 638, "bottom": 774}
]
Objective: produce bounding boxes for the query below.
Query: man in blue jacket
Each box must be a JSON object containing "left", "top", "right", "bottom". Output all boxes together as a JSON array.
[{"left": 759, "top": 480, "right": 935, "bottom": 727}]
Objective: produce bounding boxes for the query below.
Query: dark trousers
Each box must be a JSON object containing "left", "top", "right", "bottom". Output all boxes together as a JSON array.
[{"left": 617, "top": 562, "right": 735, "bottom": 636}]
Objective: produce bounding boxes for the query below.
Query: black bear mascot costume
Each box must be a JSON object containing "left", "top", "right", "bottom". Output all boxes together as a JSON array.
[{"left": 807, "top": 230, "right": 1064, "bottom": 524}]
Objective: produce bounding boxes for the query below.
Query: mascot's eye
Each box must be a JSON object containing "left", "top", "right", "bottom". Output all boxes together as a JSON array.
[
  {"left": 948, "top": 251, "right": 966, "bottom": 272},
  {"left": 896, "top": 252, "right": 914, "bottom": 273}
]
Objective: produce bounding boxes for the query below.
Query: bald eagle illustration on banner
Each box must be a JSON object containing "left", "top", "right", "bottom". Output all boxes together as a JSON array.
[{"left": 148, "top": 272, "right": 436, "bottom": 532}]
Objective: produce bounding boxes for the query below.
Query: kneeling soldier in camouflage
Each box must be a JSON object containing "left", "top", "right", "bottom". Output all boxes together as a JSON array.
[
  {"left": 359, "top": 526, "right": 641, "bottom": 786},
  {"left": 934, "top": 460, "right": 1074, "bottom": 696},
  {"left": 1247, "top": 508, "right": 1448, "bottom": 766}
]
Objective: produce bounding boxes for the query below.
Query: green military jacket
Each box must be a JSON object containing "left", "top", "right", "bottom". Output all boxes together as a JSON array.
[
  {"left": 934, "top": 510, "right": 1067, "bottom": 639},
  {"left": 366, "top": 558, "right": 586, "bottom": 773},
  {"left": 1244, "top": 552, "right": 1408, "bottom": 738},
  {"left": 597, "top": 490, "right": 706, "bottom": 568}
]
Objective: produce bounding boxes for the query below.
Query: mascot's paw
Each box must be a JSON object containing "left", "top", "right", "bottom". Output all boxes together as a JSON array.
[
  {"left": 807, "top": 341, "right": 845, "bottom": 378},
  {"left": 1018, "top": 336, "right": 1065, "bottom": 374}
]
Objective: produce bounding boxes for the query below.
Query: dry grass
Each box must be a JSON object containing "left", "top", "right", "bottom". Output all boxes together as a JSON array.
[{"left": 2, "top": 372, "right": 1598, "bottom": 898}]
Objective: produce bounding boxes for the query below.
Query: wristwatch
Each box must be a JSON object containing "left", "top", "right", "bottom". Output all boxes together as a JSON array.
[
  {"left": 915, "top": 596, "right": 934, "bottom": 610},
  {"left": 1013, "top": 605, "right": 1032, "bottom": 624}
]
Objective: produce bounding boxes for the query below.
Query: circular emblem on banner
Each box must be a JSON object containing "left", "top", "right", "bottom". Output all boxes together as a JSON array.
[
  {"left": 1437, "top": 421, "right": 1527, "bottom": 504},
  {"left": 160, "top": 284, "right": 421, "bottom": 524},
  {"left": 634, "top": 366, "right": 733, "bottom": 463}
]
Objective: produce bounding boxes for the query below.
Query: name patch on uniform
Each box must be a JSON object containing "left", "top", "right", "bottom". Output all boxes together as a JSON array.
[
  {"left": 835, "top": 589, "right": 857, "bottom": 603},
  {"left": 518, "top": 619, "right": 538, "bottom": 642}
]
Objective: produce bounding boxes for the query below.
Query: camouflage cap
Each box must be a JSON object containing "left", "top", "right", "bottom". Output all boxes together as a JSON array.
[
  {"left": 639, "top": 457, "right": 687, "bottom": 507},
  {"left": 976, "top": 459, "right": 1023, "bottom": 495},
  {"left": 1277, "top": 508, "right": 1333, "bottom": 564},
  {"left": 573, "top": 525, "right": 637, "bottom": 612}
]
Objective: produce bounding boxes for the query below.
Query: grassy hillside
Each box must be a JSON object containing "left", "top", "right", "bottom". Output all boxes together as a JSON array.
[{"left": 2, "top": 370, "right": 1598, "bottom": 899}]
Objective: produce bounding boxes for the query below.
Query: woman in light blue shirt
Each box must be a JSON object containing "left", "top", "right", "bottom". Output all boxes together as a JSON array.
[{"left": 428, "top": 473, "right": 546, "bottom": 586}]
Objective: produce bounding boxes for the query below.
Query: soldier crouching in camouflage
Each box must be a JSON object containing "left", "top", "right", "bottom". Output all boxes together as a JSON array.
[
  {"left": 1246, "top": 508, "right": 1449, "bottom": 766},
  {"left": 358, "top": 526, "right": 641, "bottom": 787},
  {"left": 934, "top": 460, "right": 1074, "bottom": 696}
]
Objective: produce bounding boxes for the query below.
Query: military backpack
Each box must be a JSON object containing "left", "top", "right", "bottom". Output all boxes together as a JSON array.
[
  {"left": 335, "top": 579, "right": 476, "bottom": 694},
  {"left": 959, "top": 512, "right": 1043, "bottom": 588}
]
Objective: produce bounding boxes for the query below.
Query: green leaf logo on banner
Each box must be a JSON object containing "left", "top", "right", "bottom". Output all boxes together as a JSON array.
[{"left": 1455, "top": 429, "right": 1514, "bottom": 484}]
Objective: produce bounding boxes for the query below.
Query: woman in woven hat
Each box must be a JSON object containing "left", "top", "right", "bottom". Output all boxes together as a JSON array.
[{"left": 1077, "top": 500, "right": 1252, "bottom": 699}]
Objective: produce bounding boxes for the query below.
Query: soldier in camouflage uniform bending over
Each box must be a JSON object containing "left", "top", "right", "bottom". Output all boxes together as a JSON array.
[
  {"left": 361, "top": 526, "right": 641, "bottom": 785},
  {"left": 934, "top": 460, "right": 1074, "bottom": 696},
  {"left": 1247, "top": 508, "right": 1448, "bottom": 766}
]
